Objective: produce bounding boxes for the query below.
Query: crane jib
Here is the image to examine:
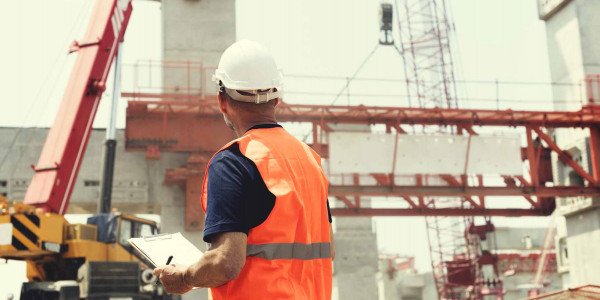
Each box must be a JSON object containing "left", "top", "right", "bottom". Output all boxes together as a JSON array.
[{"left": 23, "top": 0, "right": 134, "bottom": 214}]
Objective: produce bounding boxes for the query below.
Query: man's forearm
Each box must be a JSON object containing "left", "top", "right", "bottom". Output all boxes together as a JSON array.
[
  {"left": 183, "top": 232, "right": 247, "bottom": 288},
  {"left": 183, "top": 249, "right": 237, "bottom": 288}
]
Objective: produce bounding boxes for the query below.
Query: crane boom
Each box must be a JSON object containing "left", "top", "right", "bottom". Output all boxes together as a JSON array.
[{"left": 23, "top": 0, "right": 133, "bottom": 214}]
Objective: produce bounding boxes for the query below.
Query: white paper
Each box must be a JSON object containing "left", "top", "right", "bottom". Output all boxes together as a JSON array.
[
  {"left": 0, "top": 223, "right": 13, "bottom": 245},
  {"left": 129, "top": 232, "right": 203, "bottom": 267}
]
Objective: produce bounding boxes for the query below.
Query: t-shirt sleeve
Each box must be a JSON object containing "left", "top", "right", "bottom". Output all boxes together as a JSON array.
[{"left": 203, "top": 150, "right": 250, "bottom": 243}]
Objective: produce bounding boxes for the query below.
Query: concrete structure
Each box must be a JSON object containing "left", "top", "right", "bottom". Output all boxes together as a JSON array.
[
  {"left": 162, "top": 0, "right": 235, "bottom": 96},
  {"left": 332, "top": 212, "right": 379, "bottom": 300},
  {"left": 377, "top": 263, "right": 436, "bottom": 300},
  {"left": 494, "top": 227, "right": 562, "bottom": 299},
  {"left": 539, "top": 0, "right": 600, "bottom": 289},
  {"left": 375, "top": 227, "right": 562, "bottom": 300}
]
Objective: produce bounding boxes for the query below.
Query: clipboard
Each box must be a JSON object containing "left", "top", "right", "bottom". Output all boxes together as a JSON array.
[{"left": 129, "top": 232, "right": 203, "bottom": 268}]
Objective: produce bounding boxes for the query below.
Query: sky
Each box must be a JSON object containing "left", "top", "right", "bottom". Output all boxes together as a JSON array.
[{"left": 0, "top": 0, "right": 563, "bottom": 298}]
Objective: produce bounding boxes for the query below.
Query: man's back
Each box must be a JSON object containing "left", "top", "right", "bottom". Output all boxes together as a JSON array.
[{"left": 202, "top": 126, "right": 332, "bottom": 300}]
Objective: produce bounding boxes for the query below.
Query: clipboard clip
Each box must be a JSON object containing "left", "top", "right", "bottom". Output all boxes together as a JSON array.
[{"left": 143, "top": 233, "right": 174, "bottom": 241}]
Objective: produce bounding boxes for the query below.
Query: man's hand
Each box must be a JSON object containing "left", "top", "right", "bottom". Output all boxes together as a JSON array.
[{"left": 153, "top": 264, "right": 194, "bottom": 295}]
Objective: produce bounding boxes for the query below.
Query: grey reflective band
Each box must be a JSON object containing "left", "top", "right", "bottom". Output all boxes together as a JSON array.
[{"left": 247, "top": 242, "right": 332, "bottom": 260}]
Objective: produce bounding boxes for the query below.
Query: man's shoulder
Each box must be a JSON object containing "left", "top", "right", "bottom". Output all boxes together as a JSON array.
[
  {"left": 210, "top": 144, "right": 245, "bottom": 170},
  {"left": 209, "top": 143, "right": 260, "bottom": 179},
  {"left": 213, "top": 143, "right": 242, "bottom": 160}
]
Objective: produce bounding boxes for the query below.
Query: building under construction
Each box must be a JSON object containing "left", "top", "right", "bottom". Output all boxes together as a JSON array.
[{"left": 1, "top": 0, "right": 600, "bottom": 299}]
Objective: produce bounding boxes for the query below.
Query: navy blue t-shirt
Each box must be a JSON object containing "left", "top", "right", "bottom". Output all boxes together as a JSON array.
[{"left": 203, "top": 124, "right": 332, "bottom": 243}]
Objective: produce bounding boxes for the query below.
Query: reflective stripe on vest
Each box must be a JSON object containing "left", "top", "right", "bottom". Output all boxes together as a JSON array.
[{"left": 247, "top": 242, "right": 332, "bottom": 260}]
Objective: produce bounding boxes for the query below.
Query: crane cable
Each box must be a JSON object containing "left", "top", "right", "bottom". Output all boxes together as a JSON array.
[{"left": 330, "top": 43, "right": 380, "bottom": 106}]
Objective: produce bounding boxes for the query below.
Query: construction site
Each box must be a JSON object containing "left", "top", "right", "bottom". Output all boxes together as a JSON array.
[{"left": 1, "top": 0, "right": 600, "bottom": 299}]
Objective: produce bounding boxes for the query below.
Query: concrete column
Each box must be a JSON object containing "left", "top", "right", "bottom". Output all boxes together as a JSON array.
[
  {"left": 333, "top": 204, "right": 379, "bottom": 300},
  {"left": 161, "top": 1, "right": 235, "bottom": 299},
  {"left": 162, "top": 0, "right": 236, "bottom": 96}
]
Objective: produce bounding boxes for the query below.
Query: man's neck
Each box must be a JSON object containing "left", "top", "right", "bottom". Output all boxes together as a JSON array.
[{"left": 234, "top": 118, "right": 278, "bottom": 137}]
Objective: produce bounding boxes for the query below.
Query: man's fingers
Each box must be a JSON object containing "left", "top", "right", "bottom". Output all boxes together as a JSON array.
[{"left": 153, "top": 267, "right": 163, "bottom": 276}]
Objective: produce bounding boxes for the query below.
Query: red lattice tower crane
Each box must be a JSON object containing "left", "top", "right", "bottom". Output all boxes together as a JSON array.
[{"left": 392, "top": 0, "right": 501, "bottom": 298}]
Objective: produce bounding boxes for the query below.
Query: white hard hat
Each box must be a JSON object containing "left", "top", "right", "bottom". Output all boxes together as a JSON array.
[{"left": 213, "top": 39, "right": 283, "bottom": 104}]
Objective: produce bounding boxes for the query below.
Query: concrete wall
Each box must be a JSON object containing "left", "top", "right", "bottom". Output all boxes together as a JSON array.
[
  {"left": 377, "top": 268, "right": 436, "bottom": 300},
  {"left": 542, "top": 0, "right": 600, "bottom": 287},
  {"left": 373, "top": 225, "right": 562, "bottom": 299},
  {"left": 494, "top": 227, "right": 546, "bottom": 249},
  {"left": 554, "top": 216, "right": 571, "bottom": 288},
  {"left": 0, "top": 126, "right": 196, "bottom": 228},
  {"left": 494, "top": 227, "right": 562, "bottom": 299},
  {"left": 0, "top": 127, "right": 185, "bottom": 214},
  {"left": 563, "top": 209, "right": 600, "bottom": 284}
]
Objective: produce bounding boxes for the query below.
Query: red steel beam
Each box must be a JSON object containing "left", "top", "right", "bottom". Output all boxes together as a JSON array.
[
  {"left": 328, "top": 185, "right": 600, "bottom": 198},
  {"left": 533, "top": 127, "right": 598, "bottom": 185},
  {"left": 526, "top": 127, "right": 540, "bottom": 186},
  {"left": 124, "top": 98, "right": 600, "bottom": 217},
  {"left": 125, "top": 99, "right": 600, "bottom": 128},
  {"left": 439, "top": 174, "right": 480, "bottom": 208},
  {"left": 588, "top": 126, "right": 600, "bottom": 181},
  {"left": 336, "top": 196, "right": 356, "bottom": 209},
  {"left": 331, "top": 208, "right": 549, "bottom": 217},
  {"left": 513, "top": 176, "right": 541, "bottom": 208}
]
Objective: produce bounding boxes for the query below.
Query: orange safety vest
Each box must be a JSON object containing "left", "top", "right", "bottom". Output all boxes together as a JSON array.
[{"left": 201, "top": 126, "right": 332, "bottom": 300}]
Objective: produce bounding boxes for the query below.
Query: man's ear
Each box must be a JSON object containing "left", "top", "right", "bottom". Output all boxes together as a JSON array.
[{"left": 218, "top": 93, "right": 228, "bottom": 114}]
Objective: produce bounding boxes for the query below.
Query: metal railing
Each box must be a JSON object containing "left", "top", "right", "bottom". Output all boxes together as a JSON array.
[{"left": 121, "top": 60, "right": 600, "bottom": 113}]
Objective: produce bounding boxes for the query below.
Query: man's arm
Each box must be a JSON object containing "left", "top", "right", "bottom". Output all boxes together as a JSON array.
[
  {"left": 153, "top": 232, "right": 247, "bottom": 294},
  {"left": 184, "top": 232, "right": 247, "bottom": 287}
]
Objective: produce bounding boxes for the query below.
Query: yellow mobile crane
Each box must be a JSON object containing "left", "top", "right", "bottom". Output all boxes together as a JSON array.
[
  {"left": 0, "top": 1, "right": 177, "bottom": 299},
  {"left": 0, "top": 198, "right": 163, "bottom": 299}
]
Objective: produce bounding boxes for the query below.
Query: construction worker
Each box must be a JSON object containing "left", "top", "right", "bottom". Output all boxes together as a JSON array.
[{"left": 154, "top": 40, "right": 334, "bottom": 299}]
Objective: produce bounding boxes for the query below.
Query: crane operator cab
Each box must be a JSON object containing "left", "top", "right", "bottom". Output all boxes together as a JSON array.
[{"left": 87, "top": 213, "right": 158, "bottom": 262}]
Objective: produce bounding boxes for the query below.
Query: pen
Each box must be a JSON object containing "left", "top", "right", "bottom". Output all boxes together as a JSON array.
[{"left": 156, "top": 255, "right": 174, "bottom": 285}]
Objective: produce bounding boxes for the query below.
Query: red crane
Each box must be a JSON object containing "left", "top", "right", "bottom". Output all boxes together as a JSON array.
[
  {"left": 23, "top": 0, "right": 133, "bottom": 215},
  {"left": 0, "top": 1, "right": 180, "bottom": 299}
]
